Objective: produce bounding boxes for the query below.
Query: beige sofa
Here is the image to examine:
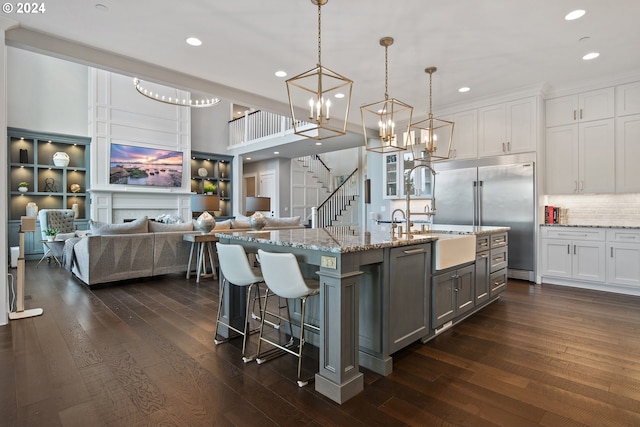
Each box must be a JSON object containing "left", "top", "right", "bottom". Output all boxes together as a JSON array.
[{"left": 68, "top": 215, "right": 304, "bottom": 287}]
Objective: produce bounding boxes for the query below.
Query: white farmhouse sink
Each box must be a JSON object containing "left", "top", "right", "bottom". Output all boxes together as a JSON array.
[{"left": 434, "top": 234, "right": 476, "bottom": 271}]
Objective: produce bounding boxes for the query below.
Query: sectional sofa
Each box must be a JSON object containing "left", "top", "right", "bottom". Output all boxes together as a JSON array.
[{"left": 67, "top": 215, "right": 303, "bottom": 287}]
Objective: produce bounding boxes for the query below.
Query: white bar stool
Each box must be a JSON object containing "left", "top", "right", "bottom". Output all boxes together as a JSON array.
[
  {"left": 214, "top": 243, "right": 265, "bottom": 363},
  {"left": 255, "top": 249, "right": 320, "bottom": 387}
]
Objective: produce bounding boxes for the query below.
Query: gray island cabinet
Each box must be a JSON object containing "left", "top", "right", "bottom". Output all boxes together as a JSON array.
[{"left": 216, "top": 225, "right": 508, "bottom": 404}]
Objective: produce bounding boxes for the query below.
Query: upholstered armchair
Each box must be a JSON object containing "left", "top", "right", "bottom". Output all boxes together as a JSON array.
[{"left": 38, "top": 209, "right": 76, "bottom": 261}]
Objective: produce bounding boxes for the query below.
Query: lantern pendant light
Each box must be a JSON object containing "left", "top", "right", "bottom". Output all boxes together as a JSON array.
[
  {"left": 286, "top": 0, "right": 353, "bottom": 140},
  {"left": 406, "top": 67, "right": 454, "bottom": 163},
  {"left": 360, "top": 37, "right": 414, "bottom": 153}
]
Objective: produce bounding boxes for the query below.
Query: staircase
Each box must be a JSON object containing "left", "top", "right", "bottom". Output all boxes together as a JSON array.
[
  {"left": 295, "top": 155, "right": 333, "bottom": 192},
  {"left": 313, "top": 168, "right": 359, "bottom": 228},
  {"left": 295, "top": 155, "right": 359, "bottom": 227}
]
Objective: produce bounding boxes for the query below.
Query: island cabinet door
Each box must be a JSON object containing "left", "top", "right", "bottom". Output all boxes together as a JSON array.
[
  {"left": 432, "top": 271, "right": 456, "bottom": 329},
  {"left": 455, "top": 264, "right": 475, "bottom": 317},
  {"left": 475, "top": 250, "right": 490, "bottom": 304},
  {"left": 387, "top": 244, "right": 430, "bottom": 354}
]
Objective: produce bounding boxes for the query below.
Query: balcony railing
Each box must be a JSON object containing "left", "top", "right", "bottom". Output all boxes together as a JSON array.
[{"left": 230, "top": 110, "right": 310, "bottom": 146}]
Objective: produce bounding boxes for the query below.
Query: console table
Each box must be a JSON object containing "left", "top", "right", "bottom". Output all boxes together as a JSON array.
[{"left": 183, "top": 233, "right": 218, "bottom": 283}]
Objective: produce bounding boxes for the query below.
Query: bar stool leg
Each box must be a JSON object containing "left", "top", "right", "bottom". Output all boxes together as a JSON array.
[{"left": 297, "top": 296, "right": 308, "bottom": 387}]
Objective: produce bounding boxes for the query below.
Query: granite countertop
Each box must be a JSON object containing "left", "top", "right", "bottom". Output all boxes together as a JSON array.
[
  {"left": 376, "top": 220, "right": 509, "bottom": 236},
  {"left": 541, "top": 224, "right": 640, "bottom": 229},
  {"left": 429, "top": 225, "right": 510, "bottom": 235},
  {"left": 215, "top": 224, "right": 510, "bottom": 253}
]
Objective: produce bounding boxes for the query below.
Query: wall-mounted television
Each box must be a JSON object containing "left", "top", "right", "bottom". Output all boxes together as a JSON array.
[{"left": 109, "top": 143, "right": 183, "bottom": 187}]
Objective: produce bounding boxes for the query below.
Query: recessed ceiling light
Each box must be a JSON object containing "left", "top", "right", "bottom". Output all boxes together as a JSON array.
[
  {"left": 565, "top": 9, "right": 586, "bottom": 21},
  {"left": 583, "top": 52, "right": 600, "bottom": 60},
  {"left": 315, "top": 142, "right": 322, "bottom": 146},
  {"left": 186, "top": 37, "right": 202, "bottom": 47},
  {"left": 334, "top": 93, "right": 345, "bottom": 99},
  {"left": 458, "top": 87, "right": 470, "bottom": 93},
  {"left": 246, "top": 157, "right": 252, "bottom": 160},
  {"left": 274, "top": 151, "right": 280, "bottom": 155},
  {"left": 275, "top": 70, "right": 287, "bottom": 78}
]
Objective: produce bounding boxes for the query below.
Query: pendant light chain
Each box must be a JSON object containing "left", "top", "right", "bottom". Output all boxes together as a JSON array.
[
  {"left": 317, "top": 2, "right": 322, "bottom": 66},
  {"left": 428, "top": 70, "right": 433, "bottom": 118},
  {"left": 384, "top": 44, "right": 389, "bottom": 100}
]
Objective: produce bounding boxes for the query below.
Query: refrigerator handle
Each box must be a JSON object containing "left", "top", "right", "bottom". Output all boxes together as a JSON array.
[
  {"left": 478, "top": 180, "right": 484, "bottom": 226},
  {"left": 472, "top": 181, "right": 478, "bottom": 227}
]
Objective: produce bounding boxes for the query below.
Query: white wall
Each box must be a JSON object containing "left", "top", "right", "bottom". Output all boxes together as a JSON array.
[
  {"left": 4, "top": 46, "right": 90, "bottom": 325},
  {"left": 7, "top": 47, "right": 89, "bottom": 136},
  {"left": 319, "top": 147, "right": 360, "bottom": 176},
  {"left": 89, "top": 69, "right": 192, "bottom": 223},
  {"left": 191, "top": 99, "right": 231, "bottom": 153},
  {"left": 1, "top": 19, "right": 12, "bottom": 326}
]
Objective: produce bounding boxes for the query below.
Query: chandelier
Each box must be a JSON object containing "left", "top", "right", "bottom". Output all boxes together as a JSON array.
[
  {"left": 406, "top": 67, "right": 454, "bottom": 162},
  {"left": 360, "top": 37, "right": 413, "bottom": 153},
  {"left": 134, "top": 78, "right": 221, "bottom": 108},
  {"left": 286, "top": 0, "right": 353, "bottom": 140}
]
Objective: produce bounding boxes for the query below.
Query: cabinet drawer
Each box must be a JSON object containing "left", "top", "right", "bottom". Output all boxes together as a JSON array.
[
  {"left": 476, "top": 235, "right": 490, "bottom": 252},
  {"left": 541, "top": 226, "right": 605, "bottom": 241},
  {"left": 490, "top": 269, "right": 507, "bottom": 297},
  {"left": 606, "top": 229, "right": 640, "bottom": 243},
  {"left": 490, "top": 232, "right": 508, "bottom": 248},
  {"left": 490, "top": 246, "right": 508, "bottom": 272}
]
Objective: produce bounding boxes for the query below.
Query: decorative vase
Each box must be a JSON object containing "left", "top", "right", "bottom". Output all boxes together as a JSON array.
[
  {"left": 71, "top": 203, "right": 79, "bottom": 219},
  {"left": 26, "top": 202, "right": 38, "bottom": 217},
  {"left": 18, "top": 186, "right": 28, "bottom": 193},
  {"left": 195, "top": 211, "right": 215, "bottom": 234},
  {"left": 249, "top": 212, "right": 267, "bottom": 231},
  {"left": 47, "top": 236, "right": 55, "bottom": 242},
  {"left": 53, "top": 151, "right": 70, "bottom": 167}
]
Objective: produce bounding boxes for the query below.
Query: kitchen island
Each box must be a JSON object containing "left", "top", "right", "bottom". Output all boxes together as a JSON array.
[{"left": 216, "top": 224, "right": 509, "bottom": 404}]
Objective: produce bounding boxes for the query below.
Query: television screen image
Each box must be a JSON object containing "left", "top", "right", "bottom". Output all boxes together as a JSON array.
[{"left": 109, "top": 143, "right": 183, "bottom": 187}]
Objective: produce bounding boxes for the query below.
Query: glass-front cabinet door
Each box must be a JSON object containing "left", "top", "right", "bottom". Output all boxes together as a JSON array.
[
  {"left": 383, "top": 152, "right": 433, "bottom": 199},
  {"left": 404, "top": 152, "right": 432, "bottom": 198},
  {"left": 383, "top": 153, "right": 399, "bottom": 198}
]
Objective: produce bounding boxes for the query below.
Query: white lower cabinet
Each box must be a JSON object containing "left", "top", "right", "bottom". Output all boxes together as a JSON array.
[
  {"left": 541, "top": 226, "right": 640, "bottom": 294},
  {"left": 606, "top": 229, "right": 640, "bottom": 288}
]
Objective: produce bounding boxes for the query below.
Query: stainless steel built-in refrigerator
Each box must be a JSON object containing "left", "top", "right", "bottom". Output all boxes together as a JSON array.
[{"left": 432, "top": 157, "right": 536, "bottom": 281}]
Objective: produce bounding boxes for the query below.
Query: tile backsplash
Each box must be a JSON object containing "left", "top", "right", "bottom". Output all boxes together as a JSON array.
[{"left": 545, "top": 193, "right": 640, "bottom": 227}]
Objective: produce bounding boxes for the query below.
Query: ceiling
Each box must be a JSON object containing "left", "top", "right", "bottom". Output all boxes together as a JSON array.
[{"left": 7, "top": 0, "right": 640, "bottom": 162}]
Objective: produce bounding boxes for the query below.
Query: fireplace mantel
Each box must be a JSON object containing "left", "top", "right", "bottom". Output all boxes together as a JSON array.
[{"left": 89, "top": 187, "right": 193, "bottom": 224}]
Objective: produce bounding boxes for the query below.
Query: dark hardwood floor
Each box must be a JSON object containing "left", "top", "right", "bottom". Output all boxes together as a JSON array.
[{"left": 2, "top": 262, "right": 640, "bottom": 426}]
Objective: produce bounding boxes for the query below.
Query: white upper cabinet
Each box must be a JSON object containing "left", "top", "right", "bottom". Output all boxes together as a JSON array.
[
  {"left": 615, "top": 114, "right": 640, "bottom": 193},
  {"left": 616, "top": 81, "right": 640, "bottom": 116},
  {"left": 478, "top": 96, "right": 536, "bottom": 157},
  {"left": 545, "top": 119, "right": 615, "bottom": 194},
  {"left": 442, "top": 109, "right": 478, "bottom": 160},
  {"left": 545, "top": 87, "right": 614, "bottom": 127}
]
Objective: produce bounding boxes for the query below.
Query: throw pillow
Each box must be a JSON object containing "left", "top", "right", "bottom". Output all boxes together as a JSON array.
[
  {"left": 90, "top": 216, "right": 149, "bottom": 235},
  {"left": 265, "top": 216, "right": 301, "bottom": 227},
  {"left": 231, "top": 215, "right": 251, "bottom": 229},
  {"left": 149, "top": 221, "right": 194, "bottom": 232},
  {"left": 213, "top": 219, "right": 232, "bottom": 230},
  {"left": 54, "top": 232, "right": 77, "bottom": 241}
]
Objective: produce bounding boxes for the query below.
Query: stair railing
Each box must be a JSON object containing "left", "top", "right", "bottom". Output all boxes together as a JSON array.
[
  {"left": 312, "top": 168, "right": 359, "bottom": 228},
  {"left": 296, "top": 154, "right": 332, "bottom": 191}
]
